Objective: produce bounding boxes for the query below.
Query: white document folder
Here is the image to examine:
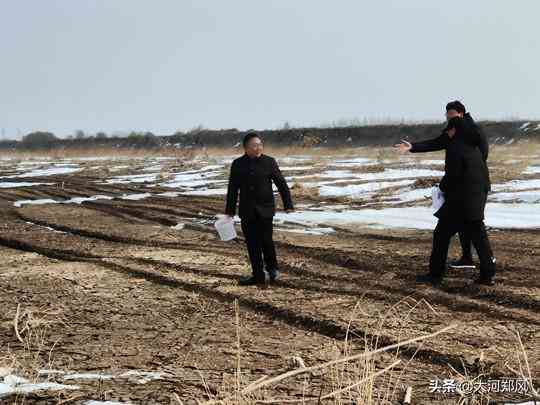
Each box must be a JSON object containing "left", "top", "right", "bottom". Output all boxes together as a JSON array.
[{"left": 431, "top": 186, "right": 445, "bottom": 212}]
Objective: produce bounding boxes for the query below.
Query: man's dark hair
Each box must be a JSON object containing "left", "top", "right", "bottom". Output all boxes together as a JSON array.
[
  {"left": 446, "top": 100, "right": 466, "bottom": 114},
  {"left": 242, "top": 132, "right": 261, "bottom": 147}
]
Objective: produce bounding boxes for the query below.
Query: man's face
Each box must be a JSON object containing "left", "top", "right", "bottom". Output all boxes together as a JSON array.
[
  {"left": 245, "top": 137, "right": 263, "bottom": 158},
  {"left": 446, "top": 109, "right": 463, "bottom": 120}
]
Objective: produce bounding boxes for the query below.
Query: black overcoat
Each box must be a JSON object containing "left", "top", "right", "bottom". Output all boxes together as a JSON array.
[
  {"left": 435, "top": 118, "right": 491, "bottom": 221},
  {"left": 225, "top": 154, "right": 293, "bottom": 219}
]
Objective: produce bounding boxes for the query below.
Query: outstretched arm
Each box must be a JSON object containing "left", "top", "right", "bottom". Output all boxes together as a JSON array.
[
  {"left": 270, "top": 158, "right": 294, "bottom": 211},
  {"left": 410, "top": 131, "right": 450, "bottom": 153},
  {"left": 394, "top": 130, "right": 450, "bottom": 154}
]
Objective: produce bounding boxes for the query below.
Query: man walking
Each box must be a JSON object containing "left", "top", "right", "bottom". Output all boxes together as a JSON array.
[
  {"left": 225, "top": 132, "right": 294, "bottom": 286},
  {"left": 398, "top": 115, "right": 496, "bottom": 285},
  {"left": 396, "top": 101, "right": 489, "bottom": 269}
]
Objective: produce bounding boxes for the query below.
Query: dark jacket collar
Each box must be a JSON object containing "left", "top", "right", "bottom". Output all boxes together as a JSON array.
[
  {"left": 243, "top": 153, "right": 264, "bottom": 161},
  {"left": 464, "top": 112, "right": 474, "bottom": 123}
]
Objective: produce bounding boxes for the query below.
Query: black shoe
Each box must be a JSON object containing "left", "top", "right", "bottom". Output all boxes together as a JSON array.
[
  {"left": 449, "top": 257, "right": 475, "bottom": 269},
  {"left": 474, "top": 277, "right": 495, "bottom": 286},
  {"left": 238, "top": 276, "right": 266, "bottom": 286},
  {"left": 268, "top": 269, "right": 280, "bottom": 283},
  {"left": 416, "top": 273, "right": 444, "bottom": 286}
]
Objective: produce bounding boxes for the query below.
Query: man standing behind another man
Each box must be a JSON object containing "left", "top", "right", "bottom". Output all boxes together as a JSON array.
[
  {"left": 395, "top": 102, "right": 496, "bottom": 286},
  {"left": 396, "top": 101, "right": 490, "bottom": 270},
  {"left": 225, "top": 132, "right": 294, "bottom": 286}
]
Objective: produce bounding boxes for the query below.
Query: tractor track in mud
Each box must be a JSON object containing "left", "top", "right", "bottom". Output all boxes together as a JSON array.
[
  {"left": 1, "top": 156, "right": 539, "bottom": 404},
  {"left": 0, "top": 232, "right": 500, "bottom": 377},
  {"left": 8, "top": 210, "right": 540, "bottom": 319},
  {"left": 0, "top": 218, "right": 537, "bottom": 378}
]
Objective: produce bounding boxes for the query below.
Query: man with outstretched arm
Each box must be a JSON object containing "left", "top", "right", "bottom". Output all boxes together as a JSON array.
[
  {"left": 398, "top": 116, "right": 496, "bottom": 286},
  {"left": 395, "top": 101, "right": 489, "bottom": 269},
  {"left": 225, "top": 132, "right": 294, "bottom": 286}
]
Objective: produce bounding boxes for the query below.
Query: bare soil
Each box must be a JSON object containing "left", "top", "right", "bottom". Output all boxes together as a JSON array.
[{"left": 0, "top": 155, "right": 538, "bottom": 405}]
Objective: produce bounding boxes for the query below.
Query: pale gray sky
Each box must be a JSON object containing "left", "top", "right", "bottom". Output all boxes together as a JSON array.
[{"left": 1, "top": 1, "right": 539, "bottom": 137}]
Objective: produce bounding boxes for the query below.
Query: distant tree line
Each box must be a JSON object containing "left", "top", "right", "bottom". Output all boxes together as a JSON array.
[
  {"left": 14, "top": 130, "right": 163, "bottom": 150},
  {"left": 22, "top": 131, "right": 58, "bottom": 149},
  {"left": 0, "top": 121, "right": 535, "bottom": 151}
]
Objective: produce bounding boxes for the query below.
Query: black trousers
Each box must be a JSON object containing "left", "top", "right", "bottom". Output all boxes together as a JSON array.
[
  {"left": 458, "top": 230, "right": 473, "bottom": 260},
  {"left": 241, "top": 214, "right": 278, "bottom": 280},
  {"left": 430, "top": 218, "right": 495, "bottom": 279}
]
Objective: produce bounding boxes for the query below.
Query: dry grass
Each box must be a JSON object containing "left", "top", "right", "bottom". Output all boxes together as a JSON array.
[
  {"left": 192, "top": 297, "right": 539, "bottom": 404},
  {"left": 505, "top": 329, "right": 540, "bottom": 400},
  {"left": 197, "top": 298, "right": 457, "bottom": 405},
  {"left": 487, "top": 144, "right": 538, "bottom": 183},
  {"left": 0, "top": 146, "right": 199, "bottom": 161},
  {"left": 1, "top": 303, "right": 69, "bottom": 404},
  {"left": 2, "top": 300, "right": 536, "bottom": 403},
  {"left": 289, "top": 182, "right": 320, "bottom": 200},
  {"left": 0, "top": 144, "right": 394, "bottom": 162},
  {"left": 1, "top": 140, "right": 538, "bottom": 167}
]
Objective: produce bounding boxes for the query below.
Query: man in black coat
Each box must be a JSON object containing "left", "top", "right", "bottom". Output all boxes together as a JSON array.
[
  {"left": 225, "top": 132, "right": 294, "bottom": 286},
  {"left": 396, "top": 101, "right": 489, "bottom": 269},
  {"left": 410, "top": 116, "right": 496, "bottom": 285}
]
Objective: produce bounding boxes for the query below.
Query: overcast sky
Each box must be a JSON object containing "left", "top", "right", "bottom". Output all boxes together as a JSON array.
[{"left": 1, "top": 1, "right": 539, "bottom": 137}]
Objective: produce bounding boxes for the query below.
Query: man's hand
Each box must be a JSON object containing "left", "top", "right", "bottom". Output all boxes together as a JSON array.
[
  {"left": 447, "top": 128, "right": 456, "bottom": 138},
  {"left": 394, "top": 140, "right": 412, "bottom": 154}
]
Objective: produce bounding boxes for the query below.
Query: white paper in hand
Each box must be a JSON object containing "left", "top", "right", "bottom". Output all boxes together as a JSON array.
[
  {"left": 214, "top": 216, "right": 237, "bottom": 241},
  {"left": 431, "top": 186, "right": 445, "bottom": 212}
]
